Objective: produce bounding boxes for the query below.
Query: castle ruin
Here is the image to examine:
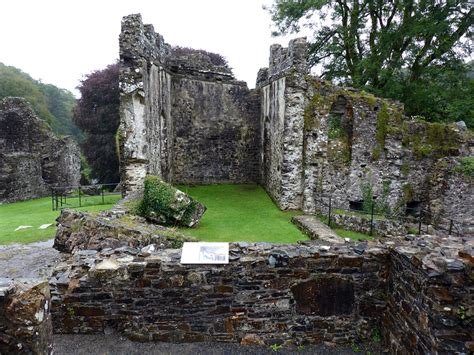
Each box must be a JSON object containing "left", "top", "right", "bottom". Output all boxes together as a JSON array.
[{"left": 119, "top": 14, "right": 473, "bottom": 233}]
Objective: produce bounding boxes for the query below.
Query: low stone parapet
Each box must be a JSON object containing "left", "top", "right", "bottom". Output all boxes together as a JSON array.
[
  {"left": 54, "top": 209, "right": 196, "bottom": 253},
  {"left": 48, "top": 212, "right": 473, "bottom": 353},
  {"left": 331, "top": 213, "right": 406, "bottom": 237}
]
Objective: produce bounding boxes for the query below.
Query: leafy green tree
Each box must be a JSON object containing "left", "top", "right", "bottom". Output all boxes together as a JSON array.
[
  {"left": 0, "top": 63, "right": 81, "bottom": 138},
  {"left": 73, "top": 63, "right": 120, "bottom": 183},
  {"left": 268, "top": 0, "right": 473, "bottom": 127}
]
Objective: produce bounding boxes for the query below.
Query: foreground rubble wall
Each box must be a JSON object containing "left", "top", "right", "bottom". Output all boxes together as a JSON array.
[
  {"left": 0, "top": 279, "right": 53, "bottom": 354},
  {"left": 49, "top": 211, "right": 473, "bottom": 353},
  {"left": 51, "top": 243, "right": 389, "bottom": 344},
  {"left": 385, "top": 247, "right": 473, "bottom": 353}
]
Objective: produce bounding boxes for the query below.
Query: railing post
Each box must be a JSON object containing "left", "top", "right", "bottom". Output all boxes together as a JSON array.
[
  {"left": 328, "top": 196, "right": 332, "bottom": 228},
  {"left": 370, "top": 201, "right": 375, "bottom": 236},
  {"left": 101, "top": 185, "right": 104, "bottom": 205},
  {"left": 78, "top": 186, "right": 82, "bottom": 207},
  {"left": 51, "top": 189, "right": 54, "bottom": 211},
  {"left": 418, "top": 210, "right": 422, "bottom": 235}
]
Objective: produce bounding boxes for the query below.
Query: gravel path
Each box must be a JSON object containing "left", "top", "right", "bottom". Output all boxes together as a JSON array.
[
  {"left": 0, "top": 239, "right": 60, "bottom": 280},
  {"left": 53, "top": 334, "right": 379, "bottom": 355}
]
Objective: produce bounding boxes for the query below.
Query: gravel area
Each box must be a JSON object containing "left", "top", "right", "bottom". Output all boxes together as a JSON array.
[
  {"left": 53, "top": 334, "right": 383, "bottom": 355},
  {"left": 0, "top": 239, "right": 60, "bottom": 280}
]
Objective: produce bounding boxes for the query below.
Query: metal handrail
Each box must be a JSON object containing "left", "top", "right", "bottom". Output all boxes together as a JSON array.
[
  {"left": 316, "top": 194, "right": 465, "bottom": 237},
  {"left": 51, "top": 182, "right": 122, "bottom": 211}
]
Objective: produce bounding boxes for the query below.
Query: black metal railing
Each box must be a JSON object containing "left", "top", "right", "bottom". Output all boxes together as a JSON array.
[
  {"left": 51, "top": 183, "right": 123, "bottom": 211},
  {"left": 319, "top": 194, "right": 465, "bottom": 237}
]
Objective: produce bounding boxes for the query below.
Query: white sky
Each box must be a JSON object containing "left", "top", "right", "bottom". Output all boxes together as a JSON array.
[{"left": 0, "top": 0, "right": 299, "bottom": 96}]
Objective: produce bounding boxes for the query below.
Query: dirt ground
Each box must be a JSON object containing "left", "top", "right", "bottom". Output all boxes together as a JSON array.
[{"left": 53, "top": 334, "right": 382, "bottom": 355}]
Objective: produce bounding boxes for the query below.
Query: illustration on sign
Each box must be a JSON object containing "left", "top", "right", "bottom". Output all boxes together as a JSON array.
[{"left": 180, "top": 242, "right": 229, "bottom": 264}]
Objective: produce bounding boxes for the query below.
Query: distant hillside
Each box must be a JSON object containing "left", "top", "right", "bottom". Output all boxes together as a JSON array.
[{"left": 0, "top": 63, "right": 82, "bottom": 140}]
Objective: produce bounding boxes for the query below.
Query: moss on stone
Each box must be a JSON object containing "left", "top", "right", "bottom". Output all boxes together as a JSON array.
[
  {"left": 136, "top": 176, "right": 199, "bottom": 227},
  {"left": 401, "top": 162, "right": 410, "bottom": 176},
  {"left": 346, "top": 90, "right": 377, "bottom": 109},
  {"left": 376, "top": 102, "right": 389, "bottom": 147},
  {"left": 454, "top": 157, "right": 474, "bottom": 178},
  {"left": 372, "top": 146, "right": 381, "bottom": 161},
  {"left": 303, "top": 93, "right": 326, "bottom": 130},
  {"left": 372, "top": 102, "right": 389, "bottom": 160},
  {"left": 402, "top": 121, "right": 461, "bottom": 160},
  {"left": 402, "top": 183, "right": 414, "bottom": 202}
]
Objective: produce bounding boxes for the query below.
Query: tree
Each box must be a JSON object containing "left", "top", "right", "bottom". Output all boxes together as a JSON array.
[
  {"left": 0, "top": 63, "right": 80, "bottom": 138},
  {"left": 268, "top": 0, "right": 473, "bottom": 126},
  {"left": 73, "top": 63, "right": 120, "bottom": 183}
]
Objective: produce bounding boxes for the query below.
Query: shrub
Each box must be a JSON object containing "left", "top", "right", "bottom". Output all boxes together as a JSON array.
[{"left": 136, "top": 176, "right": 198, "bottom": 226}]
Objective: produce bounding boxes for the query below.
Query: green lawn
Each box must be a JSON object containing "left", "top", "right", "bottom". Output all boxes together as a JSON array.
[
  {"left": 334, "top": 228, "right": 374, "bottom": 241},
  {"left": 178, "top": 184, "right": 307, "bottom": 243},
  {"left": 0, "top": 195, "right": 121, "bottom": 245}
]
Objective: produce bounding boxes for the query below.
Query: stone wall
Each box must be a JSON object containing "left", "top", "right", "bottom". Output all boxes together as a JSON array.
[
  {"left": 170, "top": 77, "right": 259, "bottom": 184},
  {"left": 255, "top": 38, "right": 473, "bottom": 235},
  {"left": 54, "top": 209, "right": 196, "bottom": 254},
  {"left": 119, "top": 14, "right": 259, "bottom": 192},
  {"left": 48, "top": 210, "right": 473, "bottom": 353},
  {"left": 256, "top": 39, "right": 308, "bottom": 210},
  {"left": 0, "top": 278, "right": 53, "bottom": 354},
  {"left": 0, "top": 97, "right": 81, "bottom": 203},
  {"left": 51, "top": 242, "right": 389, "bottom": 345},
  {"left": 331, "top": 213, "right": 407, "bottom": 238},
  {"left": 385, "top": 242, "right": 473, "bottom": 353}
]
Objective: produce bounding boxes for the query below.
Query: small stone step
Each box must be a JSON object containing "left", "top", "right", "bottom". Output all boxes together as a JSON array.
[{"left": 292, "top": 215, "right": 344, "bottom": 244}]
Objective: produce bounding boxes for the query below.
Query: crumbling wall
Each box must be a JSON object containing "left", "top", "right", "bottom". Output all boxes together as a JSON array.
[
  {"left": 385, "top": 244, "right": 473, "bottom": 353},
  {"left": 0, "top": 97, "right": 81, "bottom": 202},
  {"left": 119, "top": 14, "right": 259, "bottom": 192},
  {"left": 51, "top": 242, "right": 389, "bottom": 344},
  {"left": 170, "top": 78, "right": 259, "bottom": 184},
  {"left": 119, "top": 15, "right": 173, "bottom": 194},
  {"left": 0, "top": 279, "right": 53, "bottom": 354},
  {"left": 48, "top": 210, "right": 473, "bottom": 353},
  {"left": 255, "top": 38, "right": 472, "bottom": 232},
  {"left": 300, "top": 78, "right": 473, "bottom": 232},
  {"left": 256, "top": 39, "right": 308, "bottom": 210}
]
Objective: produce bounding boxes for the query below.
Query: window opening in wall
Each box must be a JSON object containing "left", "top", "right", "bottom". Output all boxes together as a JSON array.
[
  {"left": 349, "top": 200, "right": 364, "bottom": 212},
  {"left": 406, "top": 201, "right": 421, "bottom": 217}
]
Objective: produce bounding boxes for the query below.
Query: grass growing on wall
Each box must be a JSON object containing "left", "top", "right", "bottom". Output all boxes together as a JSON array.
[
  {"left": 0, "top": 195, "right": 121, "bottom": 245},
  {"left": 178, "top": 184, "right": 307, "bottom": 243}
]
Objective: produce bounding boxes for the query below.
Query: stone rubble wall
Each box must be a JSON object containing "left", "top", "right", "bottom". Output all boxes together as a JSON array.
[
  {"left": 170, "top": 77, "right": 259, "bottom": 184},
  {"left": 50, "top": 242, "right": 389, "bottom": 345},
  {"left": 48, "top": 219, "right": 473, "bottom": 353},
  {"left": 300, "top": 79, "right": 473, "bottom": 232},
  {"left": 0, "top": 279, "right": 53, "bottom": 354},
  {"left": 0, "top": 97, "right": 81, "bottom": 203},
  {"left": 119, "top": 14, "right": 259, "bottom": 192},
  {"left": 331, "top": 213, "right": 407, "bottom": 238},
  {"left": 119, "top": 14, "right": 173, "bottom": 194},
  {"left": 385, "top": 244, "right": 473, "bottom": 353},
  {"left": 53, "top": 209, "right": 196, "bottom": 254}
]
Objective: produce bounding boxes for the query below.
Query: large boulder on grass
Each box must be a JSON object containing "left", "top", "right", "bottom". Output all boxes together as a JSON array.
[{"left": 136, "top": 176, "right": 206, "bottom": 227}]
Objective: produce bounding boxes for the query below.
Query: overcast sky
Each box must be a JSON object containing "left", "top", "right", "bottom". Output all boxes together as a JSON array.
[{"left": 0, "top": 0, "right": 300, "bottom": 96}]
